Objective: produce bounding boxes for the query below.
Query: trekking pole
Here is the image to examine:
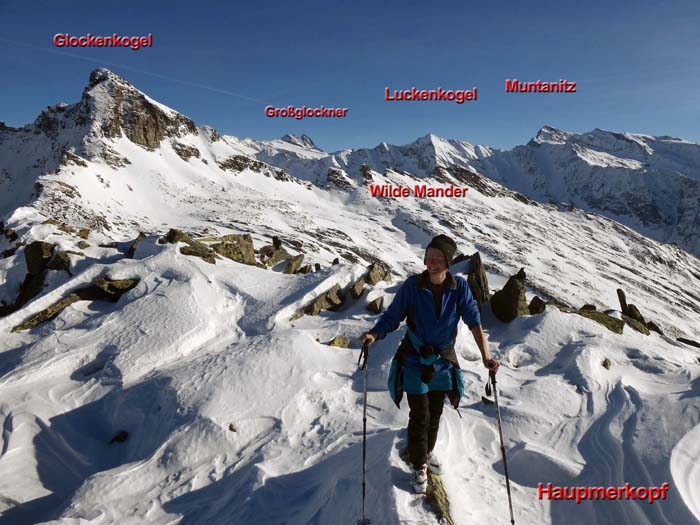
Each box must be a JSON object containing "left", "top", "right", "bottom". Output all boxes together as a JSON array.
[
  {"left": 357, "top": 341, "right": 371, "bottom": 525},
  {"left": 490, "top": 369, "right": 515, "bottom": 525}
]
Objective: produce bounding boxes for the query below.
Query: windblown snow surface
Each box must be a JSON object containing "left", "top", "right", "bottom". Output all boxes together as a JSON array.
[{"left": 0, "top": 70, "right": 699, "bottom": 525}]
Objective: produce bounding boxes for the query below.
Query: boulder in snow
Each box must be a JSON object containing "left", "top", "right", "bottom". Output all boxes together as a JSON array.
[
  {"left": 490, "top": 268, "right": 528, "bottom": 322},
  {"left": 528, "top": 296, "right": 546, "bottom": 315},
  {"left": 466, "top": 252, "right": 489, "bottom": 307},
  {"left": 367, "top": 296, "right": 384, "bottom": 314},
  {"left": 328, "top": 335, "right": 350, "bottom": 348},
  {"left": 283, "top": 254, "right": 304, "bottom": 274}
]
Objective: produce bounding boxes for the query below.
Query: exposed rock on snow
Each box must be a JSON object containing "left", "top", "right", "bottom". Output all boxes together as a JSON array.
[
  {"left": 491, "top": 268, "right": 529, "bottom": 322},
  {"left": 283, "top": 254, "right": 304, "bottom": 274},
  {"left": 576, "top": 308, "right": 624, "bottom": 334},
  {"left": 165, "top": 229, "right": 219, "bottom": 265},
  {"left": 11, "top": 276, "right": 139, "bottom": 332},
  {"left": 528, "top": 296, "right": 546, "bottom": 315},
  {"left": 367, "top": 296, "right": 383, "bottom": 314},
  {"left": 328, "top": 335, "right": 350, "bottom": 348},
  {"left": 465, "top": 252, "right": 490, "bottom": 307}
]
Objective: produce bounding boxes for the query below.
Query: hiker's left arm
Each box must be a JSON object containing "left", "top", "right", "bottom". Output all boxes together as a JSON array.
[
  {"left": 460, "top": 281, "right": 499, "bottom": 371},
  {"left": 470, "top": 325, "right": 499, "bottom": 371}
]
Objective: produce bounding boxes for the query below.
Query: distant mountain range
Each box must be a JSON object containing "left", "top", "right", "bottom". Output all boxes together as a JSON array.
[{"left": 1, "top": 68, "right": 698, "bottom": 256}]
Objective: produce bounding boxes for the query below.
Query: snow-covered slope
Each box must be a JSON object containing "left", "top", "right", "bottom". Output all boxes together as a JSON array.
[
  {"left": 0, "top": 69, "right": 699, "bottom": 525},
  {"left": 251, "top": 126, "right": 700, "bottom": 256},
  {"left": 474, "top": 126, "right": 700, "bottom": 255}
]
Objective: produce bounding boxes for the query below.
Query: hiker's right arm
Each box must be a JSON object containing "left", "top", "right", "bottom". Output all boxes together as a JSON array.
[{"left": 366, "top": 281, "right": 410, "bottom": 341}]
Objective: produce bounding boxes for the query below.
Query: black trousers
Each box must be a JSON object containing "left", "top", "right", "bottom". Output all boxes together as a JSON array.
[{"left": 407, "top": 390, "right": 448, "bottom": 468}]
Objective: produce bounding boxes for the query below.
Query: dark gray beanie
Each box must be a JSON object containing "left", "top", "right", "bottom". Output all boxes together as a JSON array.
[{"left": 425, "top": 234, "right": 457, "bottom": 266}]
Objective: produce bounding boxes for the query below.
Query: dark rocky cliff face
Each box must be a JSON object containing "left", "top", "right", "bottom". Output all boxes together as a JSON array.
[
  {"left": 84, "top": 68, "right": 197, "bottom": 150},
  {"left": 25, "top": 69, "right": 198, "bottom": 154}
]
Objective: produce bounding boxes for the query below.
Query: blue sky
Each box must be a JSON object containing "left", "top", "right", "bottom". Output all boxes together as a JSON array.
[{"left": 1, "top": 0, "right": 699, "bottom": 152}]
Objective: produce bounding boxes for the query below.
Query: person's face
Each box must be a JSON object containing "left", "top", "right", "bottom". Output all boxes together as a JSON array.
[{"left": 425, "top": 247, "right": 447, "bottom": 276}]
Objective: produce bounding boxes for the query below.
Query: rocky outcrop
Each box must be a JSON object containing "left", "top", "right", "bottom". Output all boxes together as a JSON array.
[
  {"left": 172, "top": 142, "right": 200, "bottom": 161},
  {"left": 528, "top": 296, "right": 546, "bottom": 315},
  {"left": 328, "top": 335, "right": 350, "bottom": 348},
  {"left": 622, "top": 315, "right": 650, "bottom": 335},
  {"left": 491, "top": 268, "right": 528, "bottom": 322},
  {"left": 616, "top": 288, "right": 650, "bottom": 335},
  {"left": 46, "top": 251, "right": 73, "bottom": 274},
  {"left": 61, "top": 150, "right": 88, "bottom": 167},
  {"left": 466, "top": 252, "right": 489, "bottom": 307},
  {"left": 367, "top": 297, "right": 383, "bottom": 314},
  {"left": 260, "top": 245, "right": 291, "bottom": 267},
  {"left": 207, "top": 235, "right": 256, "bottom": 265},
  {"left": 646, "top": 321, "right": 663, "bottom": 334},
  {"left": 367, "top": 262, "right": 391, "bottom": 285},
  {"left": 576, "top": 309, "right": 624, "bottom": 334},
  {"left": 218, "top": 155, "right": 267, "bottom": 173},
  {"left": 25, "top": 241, "right": 55, "bottom": 275},
  {"left": 0, "top": 242, "right": 90, "bottom": 317},
  {"left": 678, "top": 338, "right": 700, "bottom": 349},
  {"left": 126, "top": 232, "right": 147, "bottom": 258},
  {"left": 87, "top": 69, "right": 197, "bottom": 150},
  {"left": 360, "top": 164, "right": 373, "bottom": 184},
  {"left": 165, "top": 229, "right": 218, "bottom": 264},
  {"left": 12, "top": 276, "right": 139, "bottom": 332},
  {"left": 283, "top": 254, "right": 304, "bottom": 274},
  {"left": 292, "top": 261, "right": 390, "bottom": 320},
  {"left": 217, "top": 155, "right": 303, "bottom": 185},
  {"left": 13, "top": 242, "right": 56, "bottom": 309},
  {"left": 326, "top": 168, "right": 354, "bottom": 190},
  {"left": 350, "top": 278, "right": 366, "bottom": 299},
  {"left": 303, "top": 284, "right": 344, "bottom": 316}
]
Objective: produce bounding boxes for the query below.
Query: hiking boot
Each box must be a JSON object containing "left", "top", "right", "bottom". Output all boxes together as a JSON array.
[
  {"left": 410, "top": 464, "right": 428, "bottom": 494},
  {"left": 427, "top": 452, "right": 441, "bottom": 475}
]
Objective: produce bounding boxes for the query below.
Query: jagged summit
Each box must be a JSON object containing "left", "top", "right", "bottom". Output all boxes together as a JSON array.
[
  {"left": 280, "top": 133, "right": 318, "bottom": 150},
  {"left": 87, "top": 67, "right": 127, "bottom": 88},
  {"left": 530, "top": 125, "right": 570, "bottom": 145},
  {"left": 80, "top": 68, "right": 196, "bottom": 149}
]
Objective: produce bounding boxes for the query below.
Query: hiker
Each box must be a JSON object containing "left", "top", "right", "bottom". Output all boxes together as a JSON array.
[{"left": 360, "top": 234, "right": 499, "bottom": 493}]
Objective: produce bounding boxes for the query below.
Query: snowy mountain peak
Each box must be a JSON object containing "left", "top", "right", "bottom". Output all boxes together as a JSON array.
[
  {"left": 79, "top": 68, "right": 196, "bottom": 150},
  {"left": 87, "top": 67, "right": 126, "bottom": 89},
  {"left": 531, "top": 125, "right": 570, "bottom": 145},
  {"left": 280, "top": 133, "right": 319, "bottom": 150},
  {"left": 415, "top": 132, "right": 439, "bottom": 145}
]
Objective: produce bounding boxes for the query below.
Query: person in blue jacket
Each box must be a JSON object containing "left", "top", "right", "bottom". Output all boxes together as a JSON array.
[{"left": 361, "top": 234, "right": 499, "bottom": 493}]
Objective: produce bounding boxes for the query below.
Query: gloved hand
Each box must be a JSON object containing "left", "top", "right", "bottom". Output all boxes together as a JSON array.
[{"left": 360, "top": 332, "right": 376, "bottom": 345}]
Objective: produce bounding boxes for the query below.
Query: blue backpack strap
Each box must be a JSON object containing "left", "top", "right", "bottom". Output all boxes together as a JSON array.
[{"left": 406, "top": 326, "right": 423, "bottom": 351}]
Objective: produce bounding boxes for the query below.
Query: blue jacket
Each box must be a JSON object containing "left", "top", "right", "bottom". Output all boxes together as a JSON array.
[{"left": 371, "top": 271, "right": 481, "bottom": 405}]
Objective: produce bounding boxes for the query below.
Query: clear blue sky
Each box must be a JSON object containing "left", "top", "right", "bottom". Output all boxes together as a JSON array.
[{"left": 1, "top": 0, "right": 699, "bottom": 152}]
